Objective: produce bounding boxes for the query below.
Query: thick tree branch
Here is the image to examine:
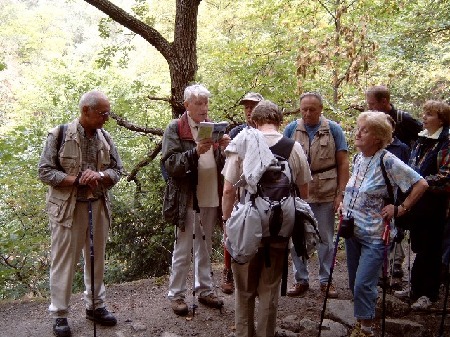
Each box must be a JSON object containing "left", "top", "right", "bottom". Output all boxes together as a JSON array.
[
  {"left": 83, "top": 0, "right": 173, "bottom": 60},
  {"left": 111, "top": 112, "right": 164, "bottom": 136},
  {"left": 127, "top": 141, "right": 163, "bottom": 182}
]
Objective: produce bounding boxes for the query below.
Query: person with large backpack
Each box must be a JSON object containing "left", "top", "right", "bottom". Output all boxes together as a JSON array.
[
  {"left": 221, "top": 100, "right": 312, "bottom": 337},
  {"left": 284, "top": 92, "right": 349, "bottom": 299},
  {"left": 220, "top": 92, "right": 264, "bottom": 295}
]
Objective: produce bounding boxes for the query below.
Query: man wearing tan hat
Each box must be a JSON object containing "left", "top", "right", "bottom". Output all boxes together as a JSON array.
[{"left": 221, "top": 92, "right": 264, "bottom": 294}]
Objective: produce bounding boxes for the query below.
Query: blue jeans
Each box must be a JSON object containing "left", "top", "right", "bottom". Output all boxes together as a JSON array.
[
  {"left": 290, "top": 202, "right": 335, "bottom": 284},
  {"left": 346, "top": 236, "right": 385, "bottom": 320}
]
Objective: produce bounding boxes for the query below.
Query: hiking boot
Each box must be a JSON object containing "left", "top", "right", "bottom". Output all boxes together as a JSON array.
[
  {"left": 86, "top": 307, "right": 117, "bottom": 326},
  {"left": 349, "top": 324, "right": 374, "bottom": 337},
  {"left": 392, "top": 264, "right": 404, "bottom": 278},
  {"left": 320, "top": 282, "right": 338, "bottom": 298},
  {"left": 286, "top": 282, "right": 309, "bottom": 297},
  {"left": 170, "top": 298, "right": 189, "bottom": 316},
  {"left": 221, "top": 268, "right": 234, "bottom": 294},
  {"left": 411, "top": 296, "right": 432, "bottom": 310},
  {"left": 53, "top": 318, "right": 71, "bottom": 337},
  {"left": 198, "top": 293, "right": 224, "bottom": 309},
  {"left": 394, "top": 288, "right": 410, "bottom": 299}
]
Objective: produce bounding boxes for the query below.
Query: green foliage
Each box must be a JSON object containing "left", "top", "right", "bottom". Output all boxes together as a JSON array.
[
  {"left": 105, "top": 165, "right": 172, "bottom": 283},
  {"left": 0, "top": 0, "right": 449, "bottom": 301},
  {"left": 0, "top": 125, "right": 50, "bottom": 299}
]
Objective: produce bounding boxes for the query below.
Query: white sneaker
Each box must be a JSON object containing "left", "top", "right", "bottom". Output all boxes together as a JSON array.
[
  {"left": 411, "top": 296, "right": 432, "bottom": 310},
  {"left": 394, "top": 289, "right": 410, "bottom": 298}
]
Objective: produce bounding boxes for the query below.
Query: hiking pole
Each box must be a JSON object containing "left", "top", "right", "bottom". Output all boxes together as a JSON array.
[
  {"left": 437, "top": 261, "right": 450, "bottom": 337},
  {"left": 389, "top": 242, "right": 396, "bottom": 288},
  {"left": 198, "top": 217, "right": 223, "bottom": 313},
  {"left": 192, "top": 211, "right": 197, "bottom": 317},
  {"left": 318, "top": 219, "right": 341, "bottom": 337},
  {"left": 381, "top": 219, "right": 391, "bottom": 337},
  {"left": 88, "top": 199, "right": 97, "bottom": 337},
  {"left": 406, "top": 230, "right": 412, "bottom": 306}
]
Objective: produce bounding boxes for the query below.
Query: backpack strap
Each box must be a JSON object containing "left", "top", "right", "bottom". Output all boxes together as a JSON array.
[
  {"left": 380, "top": 150, "right": 395, "bottom": 204},
  {"left": 269, "top": 136, "right": 295, "bottom": 159},
  {"left": 56, "top": 124, "right": 67, "bottom": 172}
]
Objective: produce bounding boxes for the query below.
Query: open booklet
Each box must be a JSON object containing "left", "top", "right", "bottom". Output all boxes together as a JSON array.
[{"left": 196, "top": 121, "right": 229, "bottom": 142}]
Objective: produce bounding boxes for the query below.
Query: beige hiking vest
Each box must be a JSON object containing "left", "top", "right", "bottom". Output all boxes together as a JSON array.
[
  {"left": 293, "top": 118, "right": 337, "bottom": 203},
  {"left": 45, "top": 118, "right": 112, "bottom": 227}
]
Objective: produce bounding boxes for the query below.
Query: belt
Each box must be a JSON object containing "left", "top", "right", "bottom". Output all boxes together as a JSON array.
[
  {"left": 76, "top": 197, "right": 101, "bottom": 202},
  {"left": 311, "top": 164, "right": 337, "bottom": 175}
]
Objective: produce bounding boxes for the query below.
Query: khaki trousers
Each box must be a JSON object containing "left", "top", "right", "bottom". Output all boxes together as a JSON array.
[
  {"left": 232, "top": 242, "right": 287, "bottom": 337},
  {"left": 48, "top": 199, "right": 109, "bottom": 318}
]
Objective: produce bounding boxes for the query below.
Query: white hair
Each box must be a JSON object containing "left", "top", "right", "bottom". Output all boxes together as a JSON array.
[
  {"left": 79, "top": 90, "right": 108, "bottom": 111},
  {"left": 183, "top": 84, "right": 211, "bottom": 102}
]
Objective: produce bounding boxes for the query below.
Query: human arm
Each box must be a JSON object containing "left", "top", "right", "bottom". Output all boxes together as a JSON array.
[
  {"left": 289, "top": 142, "right": 311, "bottom": 199},
  {"left": 161, "top": 121, "right": 200, "bottom": 178},
  {"left": 426, "top": 141, "right": 450, "bottom": 192},
  {"left": 222, "top": 180, "right": 237, "bottom": 221},
  {"left": 283, "top": 120, "right": 298, "bottom": 138},
  {"left": 334, "top": 150, "right": 350, "bottom": 212},
  {"left": 382, "top": 178, "right": 428, "bottom": 220},
  {"left": 38, "top": 130, "right": 77, "bottom": 187}
]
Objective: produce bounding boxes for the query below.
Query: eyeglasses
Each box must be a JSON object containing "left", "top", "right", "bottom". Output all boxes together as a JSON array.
[
  {"left": 97, "top": 111, "right": 110, "bottom": 117},
  {"left": 88, "top": 106, "right": 110, "bottom": 117},
  {"left": 353, "top": 126, "right": 370, "bottom": 135}
]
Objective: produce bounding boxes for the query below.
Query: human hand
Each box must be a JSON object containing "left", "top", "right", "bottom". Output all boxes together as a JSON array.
[
  {"left": 219, "top": 134, "right": 231, "bottom": 150},
  {"left": 381, "top": 204, "right": 396, "bottom": 220},
  {"left": 333, "top": 194, "right": 343, "bottom": 212},
  {"left": 336, "top": 201, "right": 343, "bottom": 215},
  {"left": 197, "top": 138, "right": 214, "bottom": 155},
  {"left": 78, "top": 169, "right": 101, "bottom": 187}
]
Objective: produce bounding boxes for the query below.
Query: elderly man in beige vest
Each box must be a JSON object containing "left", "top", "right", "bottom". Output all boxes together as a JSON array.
[
  {"left": 38, "top": 90, "right": 123, "bottom": 337},
  {"left": 283, "top": 92, "right": 349, "bottom": 298}
]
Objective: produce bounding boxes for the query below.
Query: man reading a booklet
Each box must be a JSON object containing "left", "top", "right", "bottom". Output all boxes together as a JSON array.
[{"left": 161, "top": 83, "right": 230, "bottom": 316}]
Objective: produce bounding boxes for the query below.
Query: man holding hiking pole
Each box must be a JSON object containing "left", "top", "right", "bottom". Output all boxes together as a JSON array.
[
  {"left": 38, "top": 90, "right": 123, "bottom": 337},
  {"left": 161, "top": 84, "right": 229, "bottom": 316}
]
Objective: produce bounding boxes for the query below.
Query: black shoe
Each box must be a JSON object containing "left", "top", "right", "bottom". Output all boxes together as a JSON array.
[
  {"left": 53, "top": 318, "right": 71, "bottom": 337},
  {"left": 393, "top": 265, "right": 404, "bottom": 278},
  {"left": 86, "top": 307, "right": 117, "bottom": 326}
]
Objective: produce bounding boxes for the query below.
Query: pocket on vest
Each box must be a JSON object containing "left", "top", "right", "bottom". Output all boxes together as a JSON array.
[
  {"left": 46, "top": 189, "right": 72, "bottom": 224},
  {"left": 315, "top": 169, "right": 337, "bottom": 197}
]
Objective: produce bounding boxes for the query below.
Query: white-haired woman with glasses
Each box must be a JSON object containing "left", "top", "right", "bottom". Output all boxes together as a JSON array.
[{"left": 340, "top": 111, "right": 428, "bottom": 336}]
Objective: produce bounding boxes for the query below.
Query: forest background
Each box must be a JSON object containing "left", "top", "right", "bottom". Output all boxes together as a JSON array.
[{"left": 0, "top": 0, "right": 449, "bottom": 301}]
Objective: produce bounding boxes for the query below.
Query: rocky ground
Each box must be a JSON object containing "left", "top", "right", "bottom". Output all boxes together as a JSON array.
[{"left": 1, "top": 245, "right": 449, "bottom": 337}]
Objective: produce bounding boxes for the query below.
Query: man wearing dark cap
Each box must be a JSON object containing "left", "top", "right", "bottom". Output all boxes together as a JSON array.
[{"left": 221, "top": 92, "right": 264, "bottom": 294}]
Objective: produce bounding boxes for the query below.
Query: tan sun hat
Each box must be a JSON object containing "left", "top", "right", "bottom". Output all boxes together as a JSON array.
[{"left": 239, "top": 92, "right": 264, "bottom": 105}]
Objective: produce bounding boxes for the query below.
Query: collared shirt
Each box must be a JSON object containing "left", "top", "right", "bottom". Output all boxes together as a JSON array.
[
  {"left": 38, "top": 122, "right": 123, "bottom": 199},
  {"left": 76, "top": 123, "right": 103, "bottom": 200},
  {"left": 186, "top": 114, "right": 219, "bottom": 208}
]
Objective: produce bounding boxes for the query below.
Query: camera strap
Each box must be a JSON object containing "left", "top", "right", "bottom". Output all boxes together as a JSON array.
[{"left": 346, "top": 153, "right": 375, "bottom": 218}]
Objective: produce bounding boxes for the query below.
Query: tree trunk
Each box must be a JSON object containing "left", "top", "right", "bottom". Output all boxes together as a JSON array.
[{"left": 83, "top": 0, "right": 201, "bottom": 118}]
